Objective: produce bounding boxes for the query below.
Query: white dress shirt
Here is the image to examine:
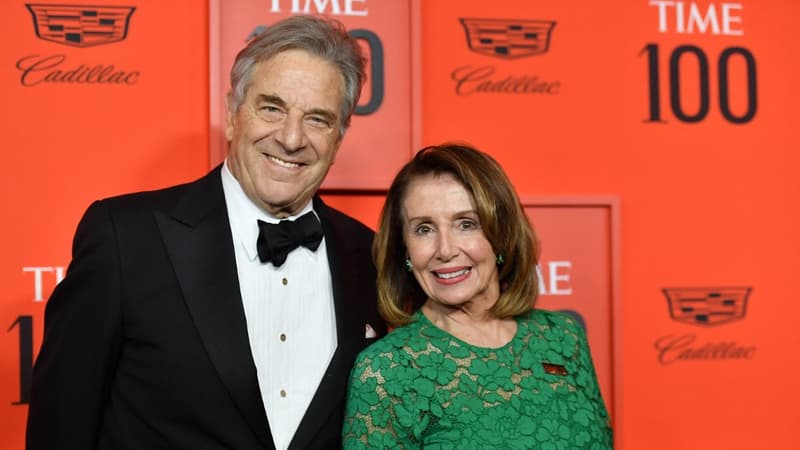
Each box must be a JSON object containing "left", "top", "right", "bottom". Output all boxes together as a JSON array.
[{"left": 221, "top": 161, "right": 337, "bottom": 450}]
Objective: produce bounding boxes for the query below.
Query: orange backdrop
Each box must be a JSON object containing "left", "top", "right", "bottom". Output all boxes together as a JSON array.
[
  {"left": 2, "top": 2, "right": 210, "bottom": 448},
  {"left": 3, "top": 1, "right": 798, "bottom": 449},
  {"left": 416, "top": 1, "right": 798, "bottom": 449}
]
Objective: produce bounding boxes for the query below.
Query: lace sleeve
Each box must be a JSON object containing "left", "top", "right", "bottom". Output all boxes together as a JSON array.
[
  {"left": 560, "top": 313, "right": 614, "bottom": 446},
  {"left": 343, "top": 349, "right": 414, "bottom": 449}
]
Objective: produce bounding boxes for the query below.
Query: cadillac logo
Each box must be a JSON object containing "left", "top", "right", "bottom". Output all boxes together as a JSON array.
[
  {"left": 26, "top": 3, "right": 136, "bottom": 47},
  {"left": 663, "top": 287, "right": 751, "bottom": 327},
  {"left": 459, "top": 18, "right": 556, "bottom": 59}
]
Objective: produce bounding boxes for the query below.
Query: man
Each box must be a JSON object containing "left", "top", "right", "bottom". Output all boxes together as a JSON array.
[{"left": 26, "top": 15, "right": 385, "bottom": 450}]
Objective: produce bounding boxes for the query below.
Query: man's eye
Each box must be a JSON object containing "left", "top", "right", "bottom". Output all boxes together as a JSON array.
[
  {"left": 256, "top": 106, "right": 284, "bottom": 122},
  {"left": 305, "top": 115, "right": 333, "bottom": 130}
]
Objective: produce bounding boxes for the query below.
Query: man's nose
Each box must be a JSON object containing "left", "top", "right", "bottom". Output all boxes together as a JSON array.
[{"left": 275, "top": 113, "right": 306, "bottom": 152}]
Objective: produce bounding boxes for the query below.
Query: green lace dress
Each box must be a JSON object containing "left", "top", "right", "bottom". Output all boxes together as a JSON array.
[{"left": 342, "top": 309, "right": 612, "bottom": 449}]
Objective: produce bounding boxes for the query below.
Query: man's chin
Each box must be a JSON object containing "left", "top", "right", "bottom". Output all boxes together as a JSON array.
[{"left": 257, "top": 192, "right": 314, "bottom": 217}]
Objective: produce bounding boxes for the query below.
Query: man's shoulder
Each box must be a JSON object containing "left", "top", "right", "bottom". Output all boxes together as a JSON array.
[
  {"left": 97, "top": 168, "right": 220, "bottom": 214},
  {"left": 315, "top": 197, "right": 375, "bottom": 238}
]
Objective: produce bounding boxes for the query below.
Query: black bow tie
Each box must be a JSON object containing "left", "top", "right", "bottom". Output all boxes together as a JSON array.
[{"left": 256, "top": 212, "right": 324, "bottom": 267}]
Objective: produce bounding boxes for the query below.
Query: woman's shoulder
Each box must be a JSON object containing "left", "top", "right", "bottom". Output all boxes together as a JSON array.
[
  {"left": 355, "top": 315, "right": 429, "bottom": 360},
  {"left": 522, "top": 308, "right": 586, "bottom": 334}
]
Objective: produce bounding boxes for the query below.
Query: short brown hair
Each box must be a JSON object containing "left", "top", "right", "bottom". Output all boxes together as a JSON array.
[{"left": 373, "top": 143, "right": 540, "bottom": 326}]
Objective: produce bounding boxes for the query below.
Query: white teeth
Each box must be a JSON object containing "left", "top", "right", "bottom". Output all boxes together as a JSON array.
[
  {"left": 436, "top": 268, "right": 470, "bottom": 279},
  {"left": 268, "top": 155, "right": 300, "bottom": 168}
]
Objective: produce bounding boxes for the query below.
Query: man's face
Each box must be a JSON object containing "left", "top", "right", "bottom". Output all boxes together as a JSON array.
[{"left": 226, "top": 49, "right": 345, "bottom": 217}]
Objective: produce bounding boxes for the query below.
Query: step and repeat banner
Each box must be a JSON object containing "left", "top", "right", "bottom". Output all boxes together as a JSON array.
[
  {"left": 3, "top": 1, "right": 798, "bottom": 449},
  {"left": 3, "top": 2, "right": 210, "bottom": 448},
  {"left": 416, "top": 1, "right": 797, "bottom": 449}
]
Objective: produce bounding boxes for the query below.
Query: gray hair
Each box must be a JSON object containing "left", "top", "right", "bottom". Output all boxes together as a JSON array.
[{"left": 228, "top": 15, "right": 366, "bottom": 135}]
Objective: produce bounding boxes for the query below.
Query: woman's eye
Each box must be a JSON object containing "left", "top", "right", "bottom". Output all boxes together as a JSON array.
[
  {"left": 458, "top": 220, "right": 478, "bottom": 231},
  {"left": 414, "top": 224, "right": 433, "bottom": 235}
]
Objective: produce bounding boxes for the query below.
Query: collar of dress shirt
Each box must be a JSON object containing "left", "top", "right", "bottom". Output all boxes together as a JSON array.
[{"left": 221, "top": 160, "right": 315, "bottom": 262}]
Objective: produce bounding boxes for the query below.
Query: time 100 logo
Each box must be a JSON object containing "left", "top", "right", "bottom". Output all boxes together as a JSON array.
[{"left": 642, "top": 43, "right": 757, "bottom": 124}]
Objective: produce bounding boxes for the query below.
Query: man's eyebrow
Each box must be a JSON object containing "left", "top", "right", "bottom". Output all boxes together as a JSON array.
[
  {"left": 304, "top": 107, "right": 338, "bottom": 122},
  {"left": 256, "top": 94, "right": 287, "bottom": 108},
  {"left": 254, "top": 94, "right": 339, "bottom": 122}
]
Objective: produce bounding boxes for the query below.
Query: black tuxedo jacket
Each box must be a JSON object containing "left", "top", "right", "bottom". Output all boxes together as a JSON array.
[{"left": 26, "top": 167, "right": 385, "bottom": 449}]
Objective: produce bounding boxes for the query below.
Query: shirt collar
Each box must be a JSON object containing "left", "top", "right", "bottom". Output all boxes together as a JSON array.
[{"left": 221, "top": 159, "right": 314, "bottom": 262}]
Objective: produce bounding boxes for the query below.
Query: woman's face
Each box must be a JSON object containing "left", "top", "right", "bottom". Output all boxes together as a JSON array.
[{"left": 402, "top": 173, "right": 500, "bottom": 310}]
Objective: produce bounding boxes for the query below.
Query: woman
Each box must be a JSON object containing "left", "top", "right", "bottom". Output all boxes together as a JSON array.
[{"left": 343, "top": 144, "right": 612, "bottom": 449}]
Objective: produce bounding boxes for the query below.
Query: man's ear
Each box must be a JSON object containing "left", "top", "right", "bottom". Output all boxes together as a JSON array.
[
  {"left": 225, "top": 95, "right": 236, "bottom": 141},
  {"left": 330, "top": 139, "right": 342, "bottom": 165},
  {"left": 225, "top": 114, "right": 234, "bottom": 142}
]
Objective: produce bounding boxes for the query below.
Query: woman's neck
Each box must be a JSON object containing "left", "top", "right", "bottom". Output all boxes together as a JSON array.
[{"left": 421, "top": 300, "right": 517, "bottom": 348}]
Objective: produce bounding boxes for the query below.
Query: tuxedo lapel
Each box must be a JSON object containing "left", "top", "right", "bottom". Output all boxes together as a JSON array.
[
  {"left": 154, "top": 168, "right": 273, "bottom": 449},
  {"left": 288, "top": 196, "right": 368, "bottom": 449}
]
